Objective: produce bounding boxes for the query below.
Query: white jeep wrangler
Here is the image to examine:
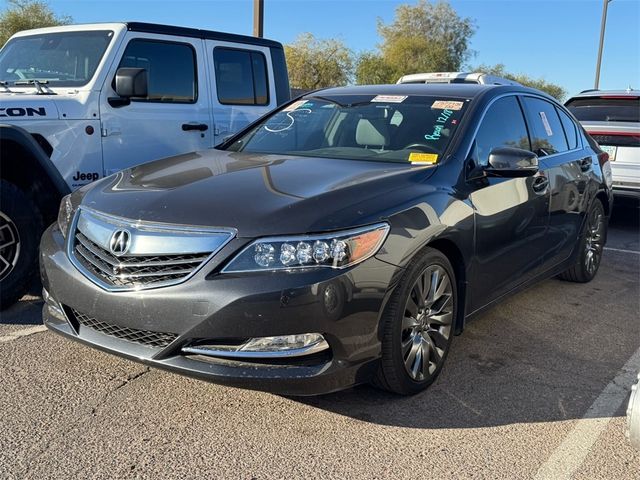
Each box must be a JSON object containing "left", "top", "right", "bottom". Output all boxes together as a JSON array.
[{"left": 0, "top": 22, "right": 290, "bottom": 307}]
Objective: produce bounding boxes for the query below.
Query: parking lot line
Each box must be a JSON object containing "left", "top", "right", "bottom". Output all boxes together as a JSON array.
[
  {"left": 534, "top": 347, "right": 640, "bottom": 480},
  {"left": 0, "top": 325, "right": 47, "bottom": 343},
  {"left": 604, "top": 247, "right": 640, "bottom": 255}
]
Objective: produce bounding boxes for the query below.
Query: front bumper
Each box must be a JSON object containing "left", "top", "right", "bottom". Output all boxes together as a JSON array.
[{"left": 40, "top": 224, "right": 399, "bottom": 395}]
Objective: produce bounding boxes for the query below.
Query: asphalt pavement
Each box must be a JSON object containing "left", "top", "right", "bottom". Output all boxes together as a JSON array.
[{"left": 1, "top": 200, "right": 639, "bottom": 479}]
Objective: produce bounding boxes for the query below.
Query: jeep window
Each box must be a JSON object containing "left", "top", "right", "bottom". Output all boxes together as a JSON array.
[
  {"left": 214, "top": 48, "right": 269, "bottom": 105},
  {"left": 225, "top": 95, "right": 468, "bottom": 163},
  {"left": 566, "top": 97, "right": 640, "bottom": 123},
  {"left": 0, "top": 30, "right": 113, "bottom": 87},
  {"left": 119, "top": 40, "right": 197, "bottom": 103}
]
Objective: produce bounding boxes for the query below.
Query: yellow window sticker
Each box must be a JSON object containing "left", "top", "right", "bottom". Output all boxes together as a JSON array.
[
  {"left": 409, "top": 152, "right": 439, "bottom": 164},
  {"left": 431, "top": 100, "right": 464, "bottom": 110}
]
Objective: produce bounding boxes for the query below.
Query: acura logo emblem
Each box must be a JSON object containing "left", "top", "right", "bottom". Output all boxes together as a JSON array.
[{"left": 109, "top": 229, "right": 131, "bottom": 256}]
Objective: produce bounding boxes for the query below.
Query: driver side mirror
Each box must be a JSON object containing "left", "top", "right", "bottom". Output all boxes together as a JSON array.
[
  {"left": 114, "top": 67, "right": 148, "bottom": 98},
  {"left": 484, "top": 147, "right": 538, "bottom": 178}
]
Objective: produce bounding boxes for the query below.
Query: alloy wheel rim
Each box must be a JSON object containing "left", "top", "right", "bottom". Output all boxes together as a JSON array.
[
  {"left": 584, "top": 208, "right": 604, "bottom": 276},
  {"left": 0, "top": 212, "right": 21, "bottom": 281},
  {"left": 401, "top": 265, "right": 453, "bottom": 381}
]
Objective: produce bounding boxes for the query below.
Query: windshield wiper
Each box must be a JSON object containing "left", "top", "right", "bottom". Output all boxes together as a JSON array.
[
  {"left": 0, "top": 81, "right": 16, "bottom": 93},
  {"left": 14, "top": 79, "right": 56, "bottom": 95}
]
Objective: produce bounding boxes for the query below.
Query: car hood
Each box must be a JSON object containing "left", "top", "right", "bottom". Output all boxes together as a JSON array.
[{"left": 80, "top": 149, "right": 437, "bottom": 237}]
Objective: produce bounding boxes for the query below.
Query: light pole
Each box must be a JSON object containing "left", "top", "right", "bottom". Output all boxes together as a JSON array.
[
  {"left": 594, "top": 0, "right": 613, "bottom": 89},
  {"left": 253, "top": 0, "right": 264, "bottom": 38}
]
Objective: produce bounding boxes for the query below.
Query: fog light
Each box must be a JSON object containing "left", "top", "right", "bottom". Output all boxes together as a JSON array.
[
  {"left": 181, "top": 333, "right": 329, "bottom": 359},
  {"left": 241, "top": 333, "right": 325, "bottom": 353},
  {"left": 42, "top": 288, "right": 66, "bottom": 321}
]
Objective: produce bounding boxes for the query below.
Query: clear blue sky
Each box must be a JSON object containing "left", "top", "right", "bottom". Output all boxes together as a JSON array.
[{"left": 4, "top": 0, "right": 639, "bottom": 96}]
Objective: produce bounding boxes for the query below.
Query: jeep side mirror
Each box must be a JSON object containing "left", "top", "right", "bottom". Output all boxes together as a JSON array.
[
  {"left": 484, "top": 147, "right": 539, "bottom": 178},
  {"left": 114, "top": 68, "right": 148, "bottom": 98}
]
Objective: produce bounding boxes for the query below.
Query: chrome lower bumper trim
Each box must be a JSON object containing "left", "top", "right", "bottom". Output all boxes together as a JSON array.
[{"left": 181, "top": 338, "right": 330, "bottom": 359}]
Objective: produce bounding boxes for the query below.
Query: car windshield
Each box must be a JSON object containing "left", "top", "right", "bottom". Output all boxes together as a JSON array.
[
  {"left": 566, "top": 97, "right": 640, "bottom": 123},
  {"left": 225, "top": 94, "right": 469, "bottom": 164},
  {"left": 0, "top": 30, "right": 113, "bottom": 87}
]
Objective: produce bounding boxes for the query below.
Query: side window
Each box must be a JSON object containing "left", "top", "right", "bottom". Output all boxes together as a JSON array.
[
  {"left": 119, "top": 39, "right": 197, "bottom": 103},
  {"left": 475, "top": 96, "right": 530, "bottom": 165},
  {"left": 557, "top": 107, "right": 579, "bottom": 150},
  {"left": 214, "top": 48, "right": 269, "bottom": 105},
  {"left": 522, "top": 97, "right": 568, "bottom": 156}
]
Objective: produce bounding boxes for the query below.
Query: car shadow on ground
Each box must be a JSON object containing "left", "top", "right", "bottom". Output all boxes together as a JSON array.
[{"left": 1, "top": 277, "right": 43, "bottom": 326}]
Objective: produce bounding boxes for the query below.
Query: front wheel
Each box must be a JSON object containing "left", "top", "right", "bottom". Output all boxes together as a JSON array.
[
  {"left": 373, "top": 248, "right": 457, "bottom": 395},
  {"left": 558, "top": 198, "right": 606, "bottom": 283},
  {"left": 0, "top": 180, "right": 44, "bottom": 309}
]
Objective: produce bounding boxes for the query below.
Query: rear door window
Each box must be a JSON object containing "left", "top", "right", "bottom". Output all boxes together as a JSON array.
[
  {"left": 557, "top": 108, "right": 579, "bottom": 150},
  {"left": 521, "top": 97, "right": 568, "bottom": 156},
  {"left": 213, "top": 48, "right": 269, "bottom": 105},
  {"left": 474, "top": 95, "right": 530, "bottom": 165}
]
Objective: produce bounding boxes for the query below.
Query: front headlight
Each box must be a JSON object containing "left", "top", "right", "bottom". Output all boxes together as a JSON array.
[
  {"left": 222, "top": 223, "right": 390, "bottom": 273},
  {"left": 57, "top": 194, "right": 75, "bottom": 239}
]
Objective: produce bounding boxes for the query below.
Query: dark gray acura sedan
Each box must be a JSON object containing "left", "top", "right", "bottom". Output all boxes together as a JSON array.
[{"left": 40, "top": 84, "right": 613, "bottom": 395}]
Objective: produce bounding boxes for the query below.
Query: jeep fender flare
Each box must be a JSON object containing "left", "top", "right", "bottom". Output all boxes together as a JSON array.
[{"left": 0, "top": 124, "right": 70, "bottom": 196}]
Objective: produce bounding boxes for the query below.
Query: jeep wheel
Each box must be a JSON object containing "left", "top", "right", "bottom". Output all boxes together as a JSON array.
[{"left": 0, "top": 180, "right": 43, "bottom": 309}]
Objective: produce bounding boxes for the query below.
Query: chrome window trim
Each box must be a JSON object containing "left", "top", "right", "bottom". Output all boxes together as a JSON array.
[
  {"left": 67, "top": 207, "right": 236, "bottom": 292},
  {"left": 463, "top": 92, "right": 586, "bottom": 166}
]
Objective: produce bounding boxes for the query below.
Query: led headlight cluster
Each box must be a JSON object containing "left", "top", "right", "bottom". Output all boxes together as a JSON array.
[{"left": 223, "top": 223, "right": 390, "bottom": 272}]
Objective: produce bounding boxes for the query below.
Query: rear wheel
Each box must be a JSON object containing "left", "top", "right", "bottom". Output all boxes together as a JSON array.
[
  {"left": 0, "top": 180, "right": 43, "bottom": 309},
  {"left": 558, "top": 198, "right": 606, "bottom": 283},
  {"left": 374, "top": 248, "right": 456, "bottom": 395}
]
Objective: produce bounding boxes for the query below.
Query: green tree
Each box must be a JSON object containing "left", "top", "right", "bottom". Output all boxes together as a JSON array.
[
  {"left": 357, "top": 0, "right": 475, "bottom": 84},
  {"left": 285, "top": 33, "right": 354, "bottom": 90},
  {"left": 0, "top": 0, "right": 71, "bottom": 47},
  {"left": 475, "top": 63, "right": 567, "bottom": 101}
]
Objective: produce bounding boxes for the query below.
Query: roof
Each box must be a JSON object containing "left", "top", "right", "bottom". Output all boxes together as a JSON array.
[
  {"left": 126, "top": 22, "right": 283, "bottom": 49},
  {"left": 9, "top": 21, "right": 283, "bottom": 49},
  {"left": 310, "top": 83, "right": 526, "bottom": 99}
]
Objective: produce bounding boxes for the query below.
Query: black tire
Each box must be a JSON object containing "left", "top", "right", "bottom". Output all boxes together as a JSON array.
[
  {"left": 0, "top": 180, "right": 44, "bottom": 309},
  {"left": 373, "top": 247, "right": 457, "bottom": 395},
  {"left": 558, "top": 198, "right": 606, "bottom": 283}
]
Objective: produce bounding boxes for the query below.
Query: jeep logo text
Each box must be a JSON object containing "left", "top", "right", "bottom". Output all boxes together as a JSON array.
[
  {"left": 72, "top": 171, "right": 100, "bottom": 182},
  {"left": 0, "top": 107, "right": 47, "bottom": 117}
]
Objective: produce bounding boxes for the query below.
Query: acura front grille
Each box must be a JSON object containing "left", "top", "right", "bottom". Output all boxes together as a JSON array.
[
  {"left": 68, "top": 208, "right": 235, "bottom": 291},
  {"left": 73, "top": 232, "right": 210, "bottom": 288}
]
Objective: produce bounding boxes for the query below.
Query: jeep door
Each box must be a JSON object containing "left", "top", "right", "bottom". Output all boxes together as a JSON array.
[
  {"left": 205, "top": 41, "right": 277, "bottom": 145},
  {"left": 99, "top": 33, "right": 212, "bottom": 175}
]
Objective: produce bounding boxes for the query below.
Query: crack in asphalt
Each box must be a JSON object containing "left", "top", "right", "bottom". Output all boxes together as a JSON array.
[{"left": 14, "top": 366, "right": 151, "bottom": 477}]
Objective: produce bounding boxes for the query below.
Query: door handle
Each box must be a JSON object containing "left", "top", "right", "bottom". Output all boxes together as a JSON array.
[
  {"left": 578, "top": 157, "right": 592, "bottom": 172},
  {"left": 182, "top": 123, "right": 208, "bottom": 132},
  {"left": 532, "top": 175, "right": 549, "bottom": 194}
]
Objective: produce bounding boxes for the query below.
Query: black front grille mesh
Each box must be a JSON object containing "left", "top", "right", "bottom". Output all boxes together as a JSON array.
[{"left": 71, "top": 309, "right": 178, "bottom": 348}]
